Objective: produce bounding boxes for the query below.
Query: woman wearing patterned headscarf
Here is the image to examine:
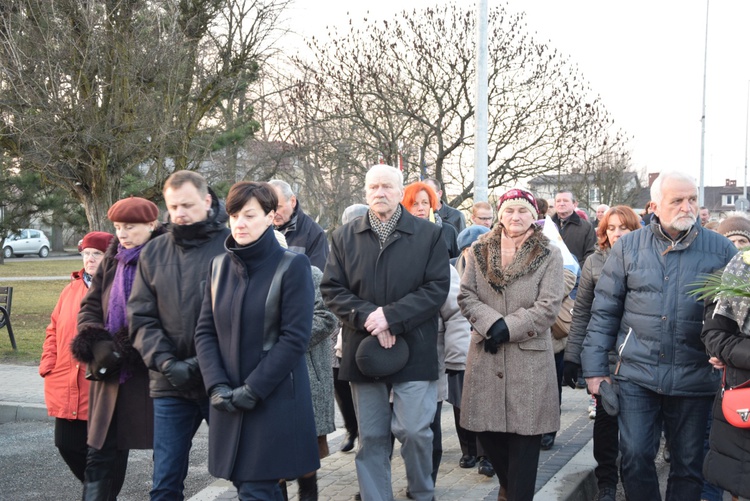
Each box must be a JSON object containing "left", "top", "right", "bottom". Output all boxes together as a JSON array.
[{"left": 458, "top": 188, "right": 564, "bottom": 501}]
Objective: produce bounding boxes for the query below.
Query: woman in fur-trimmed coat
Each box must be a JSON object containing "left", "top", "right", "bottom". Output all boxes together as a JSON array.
[
  {"left": 72, "top": 197, "right": 164, "bottom": 501},
  {"left": 458, "top": 188, "right": 563, "bottom": 501}
]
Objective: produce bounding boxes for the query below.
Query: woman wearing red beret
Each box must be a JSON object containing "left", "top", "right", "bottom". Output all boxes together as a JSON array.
[
  {"left": 72, "top": 196, "right": 164, "bottom": 500},
  {"left": 39, "top": 231, "right": 113, "bottom": 484}
]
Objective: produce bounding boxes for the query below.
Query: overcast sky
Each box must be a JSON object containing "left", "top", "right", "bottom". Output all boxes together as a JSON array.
[{"left": 283, "top": 0, "right": 750, "bottom": 189}]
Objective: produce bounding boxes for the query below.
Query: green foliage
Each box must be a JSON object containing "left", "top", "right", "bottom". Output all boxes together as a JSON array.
[{"left": 689, "top": 270, "right": 750, "bottom": 302}]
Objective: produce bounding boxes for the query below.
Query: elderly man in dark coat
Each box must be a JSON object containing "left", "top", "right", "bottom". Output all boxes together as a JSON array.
[{"left": 321, "top": 165, "right": 450, "bottom": 501}]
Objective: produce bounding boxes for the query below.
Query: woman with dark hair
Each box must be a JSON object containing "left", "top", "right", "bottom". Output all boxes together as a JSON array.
[
  {"left": 562, "top": 205, "right": 641, "bottom": 501},
  {"left": 194, "top": 181, "right": 319, "bottom": 500},
  {"left": 459, "top": 188, "right": 564, "bottom": 501},
  {"left": 402, "top": 181, "right": 460, "bottom": 258},
  {"left": 73, "top": 197, "right": 164, "bottom": 500}
]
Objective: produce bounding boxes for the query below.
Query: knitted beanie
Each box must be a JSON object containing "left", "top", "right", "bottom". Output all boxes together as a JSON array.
[
  {"left": 496, "top": 188, "right": 539, "bottom": 220},
  {"left": 717, "top": 215, "right": 750, "bottom": 241}
]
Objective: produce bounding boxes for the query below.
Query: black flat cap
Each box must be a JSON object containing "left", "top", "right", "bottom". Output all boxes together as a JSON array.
[{"left": 355, "top": 336, "right": 409, "bottom": 378}]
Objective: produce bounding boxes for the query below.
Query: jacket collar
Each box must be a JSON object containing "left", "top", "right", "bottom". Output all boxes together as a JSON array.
[
  {"left": 353, "top": 204, "right": 418, "bottom": 236},
  {"left": 649, "top": 215, "right": 700, "bottom": 252}
]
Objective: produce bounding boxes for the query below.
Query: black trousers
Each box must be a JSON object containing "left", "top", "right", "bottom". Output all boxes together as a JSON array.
[
  {"left": 84, "top": 412, "right": 129, "bottom": 500},
  {"left": 478, "top": 431, "right": 542, "bottom": 501},
  {"left": 333, "top": 367, "right": 358, "bottom": 436},
  {"left": 54, "top": 418, "right": 88, "bottom": 483},
  {"left": 593, "top": 394, "right": 619, "bottom": 489}
]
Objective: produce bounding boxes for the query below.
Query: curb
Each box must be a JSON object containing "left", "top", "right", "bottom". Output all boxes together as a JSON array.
[
  {"left": 536, "top": 439, "right": 597, "bottom": 501},
  {"left": 0, "top": 402, "right": 52, "bottom": 424}
]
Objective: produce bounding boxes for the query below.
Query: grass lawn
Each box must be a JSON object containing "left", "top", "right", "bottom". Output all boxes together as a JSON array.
[
  {"left": 0, "top": 257, "right": 80, "bottom": 278},
  {"left": 0, "top": 261, "right": 81, "bottom": 364}
]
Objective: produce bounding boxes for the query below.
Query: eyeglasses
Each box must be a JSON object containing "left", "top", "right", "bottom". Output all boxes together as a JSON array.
[{"left": 81, "top": 251, "right": 105, "bottom": 259}]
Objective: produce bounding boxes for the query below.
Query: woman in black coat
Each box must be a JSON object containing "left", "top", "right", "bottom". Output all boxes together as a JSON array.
[
  {"left": 73, "top": 197, "right": 162, "bottom": 500},
  {"left": 701, "top": 250, "right": 750, "bottom": 500},
  {"left": 194, "top": 181, "right": 319, "bottom": 501}
]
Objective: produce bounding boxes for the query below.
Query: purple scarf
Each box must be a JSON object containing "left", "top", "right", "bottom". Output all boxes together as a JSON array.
[
  {"left": 106, "top": 244, "right": 145, "bottom": 383},
  {"left": 106, "top": 244, "right": 144, "bottom": 334}
]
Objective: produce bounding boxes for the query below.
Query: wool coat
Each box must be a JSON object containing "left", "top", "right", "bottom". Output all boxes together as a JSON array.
[
  {"left": 276, "top": 202, "right": 329, "bottom": 270},
  {"left": 551, "top": 211, "right": 596, "bottom": 264},
  {"left": 307, "top": 266, "right": 338, "bottom": 436},
  {"left": 701, "top": 300, "right": 750, "bottom": 499},
  {"left": 75, "top": 235, "right": 158, "bottom": 450},
  {"left": 194, "top": 227, "right": 319, "bottom": 482},
  {"left": 40, "top": 270, "right": 90, "bottom": 421},
  {"left": 458, "top": 225, "right": 564, "bottom": 435},
  {"left": 320, "top": 206, "right": 450, "bottom": 384}
]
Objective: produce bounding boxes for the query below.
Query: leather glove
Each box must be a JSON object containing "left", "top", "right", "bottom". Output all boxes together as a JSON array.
[
  {"left": 484, "top": 318, "right": 510, "bottom": 354},
  {"left": 563, "top": 362, "right": 582, "bottom": 390},
  {"left": 231, "top": 384, "right": 260, "bottom": 411},
  {"left": 209, "top": 384, "right": 236, "bottom": 412},
  {"left": 86, "top": 340, "right": 121, "bottom": 381},
  {"left": 161, "top": 357, "right": 200, "bottom": 390}
]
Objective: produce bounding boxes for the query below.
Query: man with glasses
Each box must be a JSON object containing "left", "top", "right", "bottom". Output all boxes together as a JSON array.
[{"left": 470, "top": 202, "right": 493, "bottom": 228}]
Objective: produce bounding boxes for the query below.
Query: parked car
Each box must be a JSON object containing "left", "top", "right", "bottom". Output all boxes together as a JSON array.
[{"left": 3, "top": 229, "right": 51, "bottom": 258}]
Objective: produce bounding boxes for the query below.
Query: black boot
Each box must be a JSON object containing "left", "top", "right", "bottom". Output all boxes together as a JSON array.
[
  {"left": 340, "top": 431, "right": 357, "bottom": 453},
  {"left": 297, "top": 473, "right": 318, "bottom": 501},
  {"left": 82, "top": 479, "right": 113, "bottom": 501}
]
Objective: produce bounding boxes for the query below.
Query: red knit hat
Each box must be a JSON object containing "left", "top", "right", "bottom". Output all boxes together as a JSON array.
[
  {"left": 496, "top": 188, "right": 539, "bottom": 220},
  {"left": 79, "top": 231, "right": 114, "bottom": 253},
  {"left": 107, "top": 196, "right": 159, "bottom": 223}
]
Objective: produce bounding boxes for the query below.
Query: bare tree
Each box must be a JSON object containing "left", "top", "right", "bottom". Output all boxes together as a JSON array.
[
  {"left": 283, "top": 3, "right": 627, "bottom": 210},
  {"left": 0, "top": 0, "right": 287, "bottom": 230}
]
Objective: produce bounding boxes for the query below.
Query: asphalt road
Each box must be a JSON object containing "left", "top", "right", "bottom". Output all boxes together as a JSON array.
[{"left": 0, "top": 420, "right": 215, "bottom": 501}]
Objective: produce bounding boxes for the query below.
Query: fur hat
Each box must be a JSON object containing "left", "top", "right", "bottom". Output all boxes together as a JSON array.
[
  {"left": 496, "top": 188, "right": 539, "bottom": 220},
  {"left": 355, "top": 336, "right": 409, "bottom": 378},
  {"left": 79, "top": 232, "right": 114, "bottom": 253},
  {"left": 457, "top": 225, "right": 490, "bottom": 252},
  {"left": 717, "top": 215, "right": 750, "bottom": 241},
  {"left": 107, "top": 196, "right": 159, "bottom": 223}
]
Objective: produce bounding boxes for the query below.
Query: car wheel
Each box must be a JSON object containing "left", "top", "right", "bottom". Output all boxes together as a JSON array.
[
  {"left": 2, "top": 247, "right": 12, "bottom": 259},
  {"left": 38, "top": 246, "right": 49, "bottom": 258}
]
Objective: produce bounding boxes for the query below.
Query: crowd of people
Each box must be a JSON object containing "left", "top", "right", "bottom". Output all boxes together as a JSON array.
[{"left": 37, "top": 167, "right": 750, "bottom": 501}]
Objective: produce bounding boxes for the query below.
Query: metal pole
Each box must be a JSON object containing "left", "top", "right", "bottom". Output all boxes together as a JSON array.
[
  {"left": 474, "top": 0, "right": 488, "bottom": 203},
  {"left": 745, "top": 80, "right": 749, "bottom": 200},
  {"left": 699, "top": 0, "right": 709, "bottom": 205}
]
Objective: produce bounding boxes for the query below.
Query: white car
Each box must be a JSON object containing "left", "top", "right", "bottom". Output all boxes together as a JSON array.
[{"left": 3, "top": 229, "right": 51, "bottom": 258}]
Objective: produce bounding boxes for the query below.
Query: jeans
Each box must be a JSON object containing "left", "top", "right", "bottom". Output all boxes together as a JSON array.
[
  {"left": 233, "top": 479, "right": 285, "bottom": 501},
  {"left": 151, "top": 396, "right": 210, "bottom": 501},
  {"left": 617, "top": 379, "right": 713, "bottom": 501}
]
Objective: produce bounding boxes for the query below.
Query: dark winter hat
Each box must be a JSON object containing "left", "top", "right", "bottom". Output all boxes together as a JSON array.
[
  {"left": 355, "top": 336, "right": 409, "bottom": 378},
  {"left": 79, "top": 232, "right": 114, "bottom": 253},
  {"left": 457, "top": 225, "right": 490, "bottom": 252},
  {"left": 107, "top": 196, "right": 159, "bottom": 224},
  {"left": 717, "top": 215, "right": 750, "bottom": 241},
  {"left": 496, "top": 188, "right": 539, "bottom": 220}
]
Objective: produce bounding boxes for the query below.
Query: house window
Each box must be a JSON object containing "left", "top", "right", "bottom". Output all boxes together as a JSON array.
[
  {"left": 723, "top": 194, "right": 740, "bottom": 206},
  {"left": 588, "top": 188, "right": 600, "bottom": 205}
]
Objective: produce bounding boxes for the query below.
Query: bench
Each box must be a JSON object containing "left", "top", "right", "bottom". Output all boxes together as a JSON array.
[{"left": 0, "top": 286, "right": 16, "bottom": 350}]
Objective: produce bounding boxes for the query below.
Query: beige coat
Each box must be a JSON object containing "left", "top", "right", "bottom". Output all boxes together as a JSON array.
[{"left": 458, "top": 226, "right": 563, "bottom": 435}]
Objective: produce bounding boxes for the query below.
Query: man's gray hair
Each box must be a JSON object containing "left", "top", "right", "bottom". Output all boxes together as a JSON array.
[
  {"left": 365, "top": 165, "right": 403, "bottom": 189},
  {"left": 268, "top": 179, "right": 295, "bottom": 200},
  {"left": 342, "top": 204, "right": 369, "bottom": 224},
  {"left": 555, "top": 190, "right": 576, "bottom": 203},
  {"left": 650, "top": 171, "right": 697, "bottom": 205}
]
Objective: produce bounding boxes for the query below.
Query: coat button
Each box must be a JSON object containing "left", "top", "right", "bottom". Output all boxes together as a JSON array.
[
  {"left": 72, "top": 411, "right": 77, "bottom": 416},
  {"left": 497, "top": 372, "right": 504, "bottom": 378},
  {"left": 527, "top": 331, "right": 534, "bottom": 337},
  {"left": 470, "top": 317, "right": 477, "bottom": 323},
  {"left": 661, "top": 316, "right": 667, "bottom": 321}
]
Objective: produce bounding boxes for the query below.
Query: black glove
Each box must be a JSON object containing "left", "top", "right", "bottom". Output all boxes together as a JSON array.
[
  {"left": 484, "top": 318, "right": 510, "bottom": 354},
  {"left": 563, "top": 362, "right": 582, "bottom": 390},
  {"left": 161, "top": 357, "right": 200, "bottom": 390},
  {"left": 209, "top": 384, "right": 236, "bottom": 412},
  {"left": 86, "top": 340, "right": 121, "bottom": 381},
  {"left": 231, "top": 384, "right": 260, "bottom": 411}
]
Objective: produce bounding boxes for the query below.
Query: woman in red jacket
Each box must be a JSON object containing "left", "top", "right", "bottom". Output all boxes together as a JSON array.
[{"left": 39, "top": 231, "right": 113, "bottom": 482}]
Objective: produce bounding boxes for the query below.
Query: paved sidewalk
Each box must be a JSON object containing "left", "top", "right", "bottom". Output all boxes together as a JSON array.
[{"left": 0, "top": 363, "right": 598, "bottom": 500}]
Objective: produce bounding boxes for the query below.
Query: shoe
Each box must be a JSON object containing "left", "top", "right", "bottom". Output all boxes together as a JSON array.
[
  {"left": 594, "top": 486, "right": 616, "bottom": 501},
  {"left": 576, "top": 375, "right": 587, "bottom": 389},
  {"left": 340, "top": 432, "right": 357, "bottom": 453},
  {"left": 588, "top": 396, "right": 597, "bottom": 419},
  {"left": 459, "top": 454, "right": 477, "bottom": 468},
  {"left": 540, "top": 433, "right": 555, "bottom": 450},
  {"left": 478, "top": 457, "right": 495, "bottom": 477},
  {"left": 354, "top": 493, "right": 361, "bottom": 501},
  {"left": 297, "top": 473, "right": 318, "bottom": 501}
]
